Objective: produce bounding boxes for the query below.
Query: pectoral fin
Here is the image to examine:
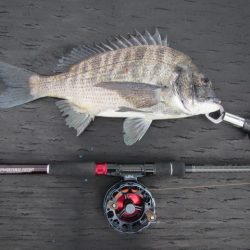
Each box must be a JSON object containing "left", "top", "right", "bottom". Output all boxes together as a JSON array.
[
  {"left": 123, "top": 117, "right": 152, "bottom": 146},
  {"left": 56, "top": 100, "right": 94, "bottom": 136},
  {"left": 96, "top": 82, "right": 163, "bottom": 108},
  {"left": 117, "top": 106, "right": 151, "bottom": 113}
]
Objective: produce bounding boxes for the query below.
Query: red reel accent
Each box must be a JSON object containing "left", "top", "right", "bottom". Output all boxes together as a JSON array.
[
  {"left": 104, "top": 181, "right": 156, "bottom": 233},
  {"left": 95, "top": 163, "right": 107, "bottom": 175},
  {"left": 115, "top": 188, "right": 143, "bottom": 222}
]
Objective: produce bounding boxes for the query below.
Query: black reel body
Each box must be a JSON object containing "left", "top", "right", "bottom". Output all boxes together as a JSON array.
[{"left": 103, "top": 181, "right": 156, "bottom": 233}]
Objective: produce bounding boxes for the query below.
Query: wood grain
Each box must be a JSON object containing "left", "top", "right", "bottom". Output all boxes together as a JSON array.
[
  {"left": 0, "top": 0, "right": 249, "bottom": 165},
  {"left": 0, "top": 0, "right": 249, "bottom": 249},
  {"left": 0, "top": 173, "right": 249, "bottom": 250}
]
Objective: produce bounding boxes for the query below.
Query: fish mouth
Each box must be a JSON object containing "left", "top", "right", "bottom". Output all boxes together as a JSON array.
[{"left": 207, "top": 97, "right": 221, "bottom": 104}]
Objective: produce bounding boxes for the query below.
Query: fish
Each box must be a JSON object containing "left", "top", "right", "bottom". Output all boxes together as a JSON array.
[{"left": 0, "top": 29, "right": 221, "bottom": 146}]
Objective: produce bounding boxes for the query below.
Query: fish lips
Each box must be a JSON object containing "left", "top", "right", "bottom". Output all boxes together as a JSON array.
[
  {"left": 194, "top": 85, "right": 220, "bottom": 104},
  {"left": 195, "top": 96, "right": 221, "bottom": 106},
  {"left": 207, "top": 97, "right": 221, "bottom": 104}
]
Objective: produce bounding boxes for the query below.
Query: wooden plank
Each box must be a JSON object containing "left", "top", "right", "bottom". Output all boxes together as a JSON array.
[
  {"left": 0, "top": 0, "right": 249, "bottom": 164},
  {"left": 0, "top": 173, "right": 249, "bottom": 250},
  {"left": 0, "top": 0, "right": 249, "bottom": 249}
]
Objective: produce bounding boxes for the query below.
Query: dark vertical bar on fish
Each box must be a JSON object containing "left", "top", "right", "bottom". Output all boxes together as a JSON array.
[{"left": 0, "top": 165, "right": 49, "bottom": 174}]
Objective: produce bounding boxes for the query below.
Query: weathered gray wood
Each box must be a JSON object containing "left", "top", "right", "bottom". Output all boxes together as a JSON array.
[
  {"left": 0, "top": 0, "right": 249, "bottom": 164},
  {"left": 0, "top": 0, "right": 250, "bottom": 249},
  {"left": 0, "top": 173, "right": 249, "bottom": 250}
]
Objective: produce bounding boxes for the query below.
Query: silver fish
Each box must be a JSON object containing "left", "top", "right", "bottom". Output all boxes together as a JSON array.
[{"left": 0, "top": 29, "right": 221, "bottom": 145}]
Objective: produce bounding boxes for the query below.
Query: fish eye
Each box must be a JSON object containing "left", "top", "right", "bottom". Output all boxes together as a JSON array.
[{"left": 202, "top": 77, "right": 209, "bottom": 83}]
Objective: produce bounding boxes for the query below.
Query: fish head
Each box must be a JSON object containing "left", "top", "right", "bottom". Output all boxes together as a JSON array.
[{"left": 175, "top": 62, "right": 221, "bottom": 115}]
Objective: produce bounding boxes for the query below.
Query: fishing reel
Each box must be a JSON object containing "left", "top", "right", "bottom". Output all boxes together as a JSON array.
[
  {"left": 96, "top": 162, "right": 185, "bottom": 233},
  {"left": 103, "top": 180, "right": 156, "bottom": 233},
  {"left": 96, "top": 163, "right": 158, "bottom": 233}
]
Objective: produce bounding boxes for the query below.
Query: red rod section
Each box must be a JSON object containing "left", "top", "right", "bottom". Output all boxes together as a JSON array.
[{"left": 95, "top": 163, "right": 108, "bottom": 175}]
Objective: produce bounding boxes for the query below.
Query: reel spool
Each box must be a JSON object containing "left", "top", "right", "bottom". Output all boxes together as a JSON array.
[{"left": 103, "top": 181, "right": 156, "bottom": 233}]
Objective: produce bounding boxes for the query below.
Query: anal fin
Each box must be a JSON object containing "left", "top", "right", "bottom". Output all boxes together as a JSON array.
[
  {"left": 56, "top": 100, "right": 94, "bottom": 136},
  {"left": 123, "top": 117, "right": 152, "bottom": 146}
]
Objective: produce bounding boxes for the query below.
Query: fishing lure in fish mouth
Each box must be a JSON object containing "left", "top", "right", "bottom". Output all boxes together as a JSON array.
[{"left": 0, "top": 29, "right": 249, "bottom": 145}]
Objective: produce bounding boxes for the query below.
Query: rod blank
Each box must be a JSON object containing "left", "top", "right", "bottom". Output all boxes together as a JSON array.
[
  {"left": 0, "top": 163, "right": 250, "bottom": 176},
  {"left": 0, "top": 165, "right": 49, "bottom": 174},
  {"left": 185, "top": 165, "right": 250, "bottom": 173}
]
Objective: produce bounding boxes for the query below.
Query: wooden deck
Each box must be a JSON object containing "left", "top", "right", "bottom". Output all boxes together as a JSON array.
[
  {"left": 0, "top": 172, "right": 250, "bottom": 250},
  {"left": 0, "top": 0, "right": 250, "bottom": 249}
]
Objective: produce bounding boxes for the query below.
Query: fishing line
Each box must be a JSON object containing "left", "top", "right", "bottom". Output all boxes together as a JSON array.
[{"left": 150, "top": 182, "right": 250, "bottom": 191}]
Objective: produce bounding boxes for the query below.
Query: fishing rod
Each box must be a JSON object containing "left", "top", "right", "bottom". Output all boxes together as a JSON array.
[
  {"left": 1, "top": 162, "right": 250, "bottom": 175},
  {"left": 1, "top": 162, "right": 250, "bottom": 233}
]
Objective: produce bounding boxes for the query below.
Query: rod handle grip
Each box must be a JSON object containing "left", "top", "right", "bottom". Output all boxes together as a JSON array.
[
  {"left": 155, "top": 162, "right": 185, "bottom": 177},
  {"left": 48, "top": 162, "right": 95, "bottom": 176}
]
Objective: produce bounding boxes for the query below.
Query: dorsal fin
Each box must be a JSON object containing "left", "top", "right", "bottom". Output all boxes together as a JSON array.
[{"left": 54, "top": 28, "right": 169, "bottom": 73}]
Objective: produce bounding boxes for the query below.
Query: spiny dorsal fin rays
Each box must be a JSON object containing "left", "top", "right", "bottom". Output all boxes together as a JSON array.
[
  {"left": 100, "top": 42, "right": 114, "bottom": 51},
  {"left": 135, "top": 29, "right": 148, "bottom": 45},
  {"left": 55, "top": 28, "right": 169, "bottom": 73},
  {"left": 153, "top": 28, "right": 162, "bottom": 45},
  {"left": 114, "top": 36, "right": 127, "bottom": 48},
  {"left": 107, "top": 39, "right": 120, "bottom": 49},
  {"left": 94, "top": 43, "right": 106, "bottom": 52},
  {"left": 82, "top": 44, "right": 97, "bottom": 54},
  {"left": 119, "top": 35, "right": 134, "bottom": 47},
  {"left": 162, "top": 34, "right": 168, "bottom": 46},
  {"left": 144, "top": 29, "right": 156, "bottom": 45},
  {"left": 128, "top": 34, "right": 142, "bottom": 45}
]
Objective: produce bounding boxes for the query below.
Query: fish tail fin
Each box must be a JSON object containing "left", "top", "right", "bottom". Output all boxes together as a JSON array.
[{"left": 0, "top": 62, "right": 40, "bottom": 108}]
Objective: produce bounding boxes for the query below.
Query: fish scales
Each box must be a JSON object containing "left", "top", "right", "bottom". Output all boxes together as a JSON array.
[
  {"left": 32, "top": 46, "right": 189, "bottom": 117},
  {"left": 37, "top": 46, "right": 184, "bottom": 97}
]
